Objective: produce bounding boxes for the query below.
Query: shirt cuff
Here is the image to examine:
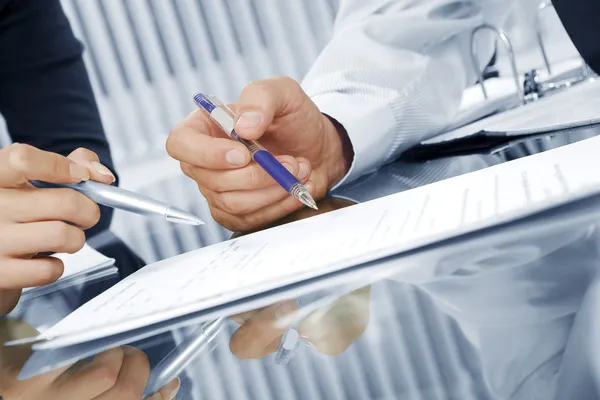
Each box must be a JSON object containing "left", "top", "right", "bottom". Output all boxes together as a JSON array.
[{"left": 310, "top": 92, "right": 396, "bottom": 190}]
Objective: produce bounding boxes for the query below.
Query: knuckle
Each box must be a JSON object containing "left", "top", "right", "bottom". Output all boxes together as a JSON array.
[
  {"left": 46, "top": 222, "right": 83, "bottom": 252},
  {"left": 180, "top": 162, "right": 191, "bottom": 176},
  {"left": 48, "top": 222, "right": 71, "bottom": 247},
  {"left": 35, "top": 258, "right": 64, "bottom": 285},
  {"left": 56, "top": 190, "right": 100, "bottom": 228},
  {"left": 200, "top": 174, "right": 224, "bottom": 192},
  {"left": 210, "top": 207, "right": 243, "bottom": 232},
  {"left": 49, "top": 154, "right": 65, "bottom": 176},
  {"left": 70, "top": 147, "right": 95, "bottom": 159},
  {"left": 7, "top": 143, "right": 34, "bottom": 172},
  {"left": 88, "top": 203, "right": 101, "bottom": 226},
  {"left": 246, "top": 167, "right": 264, "bottom": 189},
  {"left": 214, "top": 192, "right": 238, "bottom": 215},
  {"left": 68, "top": 229, "right": 86, "bottom": 253},
  {"left": 165, "top": 130, "right": 179, "bottom": 156},
  {"left": 57, "top": 190, "right": 82, "bottom": 218},
  {"left": 274, "top": 76, "right": 300, "bottom": 90},
  {"left": 240, "top": 213, "right": 263, "bottom": 231},
  {"left": 91, "top": 362, "right": 121, "bottom": 390}
]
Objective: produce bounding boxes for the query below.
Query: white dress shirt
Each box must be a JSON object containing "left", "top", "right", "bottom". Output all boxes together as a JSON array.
[
  {"left": 306, "top": 3, "right": 600, "bottom": 398},
  {"left": 302, "top": 0, "right": 517, "bottom": 188}
]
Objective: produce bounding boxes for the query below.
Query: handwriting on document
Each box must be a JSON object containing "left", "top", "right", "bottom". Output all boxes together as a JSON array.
[{"left": 37, "top": 135, "right": 600, "bottom": 345}]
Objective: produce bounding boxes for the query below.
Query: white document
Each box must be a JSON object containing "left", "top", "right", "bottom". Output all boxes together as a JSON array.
[
  {"left": 21, "top": 244, "right": 116, "bottom": 299},
  {"left": 425, "top": 71, "right": 600, "bottom": 146},
  {"left": 29, "top": 135, "right": 600, "bottom": 349}
]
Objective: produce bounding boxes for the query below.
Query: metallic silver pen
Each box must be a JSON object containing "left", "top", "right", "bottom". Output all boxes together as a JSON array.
[
  {"left": 30, "top": 180, "right": 203, "bottom": 225},
  {"left": 143, "top": 318, "right": 224, "bottom": 398}
]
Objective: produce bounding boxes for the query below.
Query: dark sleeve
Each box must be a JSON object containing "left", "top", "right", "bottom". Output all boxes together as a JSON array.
[
  {"left": 0, "top": 0, "right": 117, "bottom": 237},
  {"left": 553, "top": 0, "right": 600, "bottom": 75}
]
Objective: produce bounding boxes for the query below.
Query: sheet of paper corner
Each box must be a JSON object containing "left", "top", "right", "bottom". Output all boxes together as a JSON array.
[
  {"left": 25, "top": 134, "right": 600, "bottom": 349},
  {"left": 424, "top": 73, "right": 600, "bottom": 145},
  {"left": 22, "top": 244, "right": 115, "bottom": 293}
]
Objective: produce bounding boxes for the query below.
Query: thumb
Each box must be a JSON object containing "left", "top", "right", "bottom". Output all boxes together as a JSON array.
[
  {"left": 67, "top": 148, "right": 116, "bottom": 184},
  {"left": 0, "top": 143, "right": 90, "bottom": 187},
  {"left": 234, "top": 77, "right": 303, "bottom": 140}
]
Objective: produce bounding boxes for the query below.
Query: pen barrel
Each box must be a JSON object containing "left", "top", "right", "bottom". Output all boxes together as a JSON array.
[
  {"left": 31, "top": 180, "right": 170, "bottom": 218},
  {"left": 252, "top": 150, "right": 299, "bottom": 193}
]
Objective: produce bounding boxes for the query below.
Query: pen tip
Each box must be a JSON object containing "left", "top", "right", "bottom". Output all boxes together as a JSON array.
[
  {"left": 298, "top": 192, "right": 318, "bottom": 210},
  {"left": 165, "top": 207, "right": 205, "bottom": 225}
]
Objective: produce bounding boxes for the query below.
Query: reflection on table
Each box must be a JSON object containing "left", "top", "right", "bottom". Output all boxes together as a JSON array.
[{"left": 5, "top": 129, "right": 600, "bottom": 399}]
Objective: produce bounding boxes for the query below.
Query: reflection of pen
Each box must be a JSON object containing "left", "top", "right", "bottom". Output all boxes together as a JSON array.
[
  {"left": 143, "top": 318, "right": 224, "bottom": 398},
  {"left": 275, "top": 326, "right": 300, "bottom": 365},
  {"left": 30, "top": 180, "right": 203, "bottom": 225},
  {"left": 274, "top": 299, "right": 301, "bottom": 365},
  {"left": 193, "top": 93, "right": 318, "bottom": 210}
]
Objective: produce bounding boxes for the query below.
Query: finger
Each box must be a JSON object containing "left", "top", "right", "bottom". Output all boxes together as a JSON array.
[
  {"left": 145, "top": 377, "right": 181, "bottom": 400},
  {"left": 234, "top": 77, "right": 306, "bottom": 140},
  {"left": 0, "top": 188, "right": 100, "bottom": 228},
  {"left": 184, "top": 156, "right": 312, "bottom": 192},
  {"left": 210, "top": 181, "right": 316, "bottom": 232},
  {"left": 54, "top": 347, "right": 124, "bottom": 399},
  {"left": 229, "top": 300, "right": 297, "bottom": 359},
  {"left": 0, "top": 221, "right": 85, "bottom": 256},
  {"left": 230, "top": 308, "right": 265, "bottom": 325},
  {"left": 0, "top": 257, "right": 64, "bottom": 289},
  {"left": 167, "top": 124, "right": 251, "bottom": 170},
  {"left": 93, "top": 346, "right": 150, "bottom": 400},
  {"left": 67, "top": 148, "right": 116, "bottom": 184},
  {"left": 0, "top": 143, "right": 90, "bottom": 187},
  {"left": 298, "top": 287, "right": 372, "bottom": 356},
  {"left": 211, "top": 185, "right": 295, "bottom": 216}
]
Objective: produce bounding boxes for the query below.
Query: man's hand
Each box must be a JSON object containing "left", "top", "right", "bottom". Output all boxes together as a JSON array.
[
  {"left": 0, "top": 144, "right": 116, "bottom": 315},
  {"left": 167, "top": 77, "right": 353, "bottom": 231},
  {"left": 228, "top": 287, "right": 371, "bottom": 359}
]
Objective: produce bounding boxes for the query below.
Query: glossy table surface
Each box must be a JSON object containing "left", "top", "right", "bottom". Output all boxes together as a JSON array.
[{"left": 3, "top": 126, "right": 600, "bottom": 400}]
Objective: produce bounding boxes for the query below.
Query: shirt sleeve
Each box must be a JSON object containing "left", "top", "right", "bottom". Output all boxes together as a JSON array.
[
  {"left": 0, "top": 0, "right": 116, "bottom": 236},
  {"left": 302, "top": 0, "right": 516, "bottom": 188}
]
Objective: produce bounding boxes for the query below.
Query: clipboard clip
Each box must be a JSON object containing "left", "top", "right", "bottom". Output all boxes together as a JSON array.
[{"left": 470, "top": 23, "right": 525, "bottom": 105}]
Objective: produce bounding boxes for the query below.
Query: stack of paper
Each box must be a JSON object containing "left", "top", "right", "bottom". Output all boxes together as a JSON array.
[
  {"left": 11, "top": 133, "right": 600, "bottom": 354},
  {"left": 21, "top": 245, "right": 117, "bottom": 301}
]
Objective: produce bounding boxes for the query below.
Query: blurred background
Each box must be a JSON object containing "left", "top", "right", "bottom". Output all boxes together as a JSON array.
[{"left": 1, "top": 1, "right": 585, "bottom": 399}]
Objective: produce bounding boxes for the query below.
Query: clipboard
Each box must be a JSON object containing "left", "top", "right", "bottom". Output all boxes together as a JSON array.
[
  {"left": 405, "top": 5, "right": 596, "bottom": 162},
  {"left": 16, "top": 178, "right": 600, "bottom": 380}
]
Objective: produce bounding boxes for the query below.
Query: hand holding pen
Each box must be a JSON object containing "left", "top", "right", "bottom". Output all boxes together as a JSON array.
[
  {"left": 166, "top": 77, "right": 354, "bottom": 232},
  {"left": 193, "top": 93, "right": 317, "bottom": 211}
]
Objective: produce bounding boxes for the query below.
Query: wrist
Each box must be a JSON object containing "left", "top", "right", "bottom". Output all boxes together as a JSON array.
[{"left": 321, "top": 114, "right": 354, "bottom": 189}]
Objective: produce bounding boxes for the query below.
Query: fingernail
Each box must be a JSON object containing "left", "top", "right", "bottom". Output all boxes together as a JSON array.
[
  {"left": 305, "top": 181, "right": 315, "bottom": 193},
  {"left": 298, "top": 163, "right": 310, "bottom": 180},
  {"left": 91, "top": 161, "right": 116, "bottom": 181},
  {"left": 282, "top": 163, "right": 294, "bottom": 173},
  {"left": 226, "top": 149, "right": 247, "bottom": 166},
  {"left": 236, "top": 112, "right": 261, "bottom": 129},
  {"left": 275, "top": 302, "right": 296, "bottom": 322},
  {"left": 69, "top": 162, "right": 90, "bottom": 181}
]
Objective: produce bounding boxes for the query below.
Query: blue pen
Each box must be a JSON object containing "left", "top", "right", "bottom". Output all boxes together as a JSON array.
[{"left": 194, "top": 93, "right": 318, "bottom": 210}]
